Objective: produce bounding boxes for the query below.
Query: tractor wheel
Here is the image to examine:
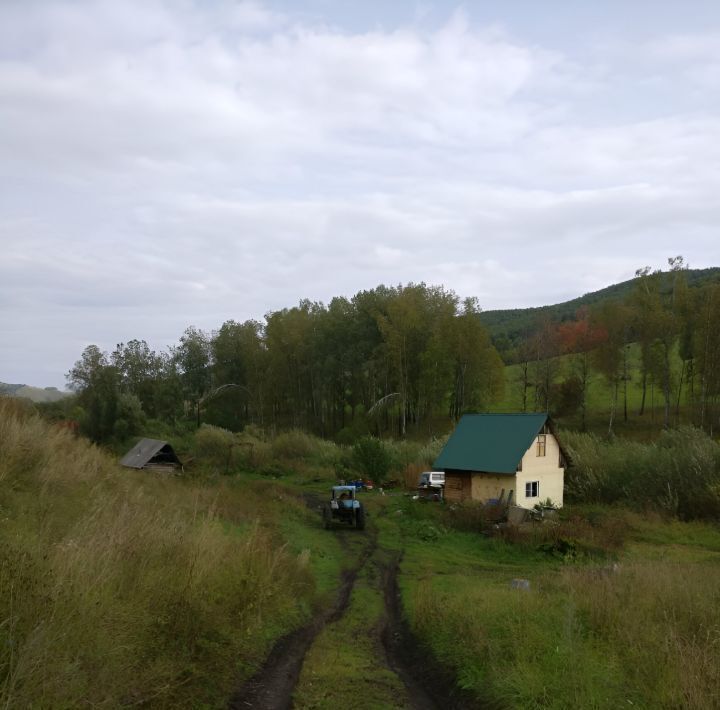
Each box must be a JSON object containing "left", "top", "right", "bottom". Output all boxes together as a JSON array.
[{"left": 355, "top": 506, "right": 366, "bottom": 531}]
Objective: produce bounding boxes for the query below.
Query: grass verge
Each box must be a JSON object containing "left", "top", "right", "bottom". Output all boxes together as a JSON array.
[{"left": 377, "top": 495, "right": 720, "bottom": 709}]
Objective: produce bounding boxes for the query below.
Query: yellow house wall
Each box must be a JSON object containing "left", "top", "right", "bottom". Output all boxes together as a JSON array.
[
  {"left": 515, "top": 433, "right": 564, "bottom": 509},
  {"left": 459, "top": 433, "right": 564, "bottom": 509},
  {"left": 470, "top": 474, "right": 516, "bottom": 503}
]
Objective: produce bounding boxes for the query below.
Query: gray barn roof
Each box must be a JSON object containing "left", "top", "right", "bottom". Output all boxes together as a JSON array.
[{"left": 120, "top": 438, "right": 182, "bottom": 469}]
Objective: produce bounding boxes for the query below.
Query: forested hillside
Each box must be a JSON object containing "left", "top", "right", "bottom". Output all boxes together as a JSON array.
[
  {"left": 500, "top": 260, "right": 720, "bottom": 435},
  {"left": 480, "top": 265, "right": 720, "bottom": 359},
  {"left": 51, "top": 260, "right": 720, "bottom": 444}
]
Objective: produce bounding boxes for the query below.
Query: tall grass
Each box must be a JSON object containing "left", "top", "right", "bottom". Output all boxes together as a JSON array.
[
  {"left": 0, "top": 399, "right": 314, "bottom": 708},
  {"left": 411, "top": 560, "right": 720, "bottom": 709},
  {"left": 564, "top": 426, "right": 720, "bottom": 519}
]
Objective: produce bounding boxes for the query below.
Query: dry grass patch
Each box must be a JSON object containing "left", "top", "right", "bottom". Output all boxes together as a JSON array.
[{"left": 0, "top": 398, "right": 316, "bottom": 708}]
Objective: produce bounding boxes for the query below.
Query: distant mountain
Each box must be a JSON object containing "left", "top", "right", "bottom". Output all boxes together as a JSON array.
[
  {"left": 479, "top": 267, "right": 720, "bottom": 350},
  {"left": 0, "top": 382, "right": 71, "bottom": 403}
]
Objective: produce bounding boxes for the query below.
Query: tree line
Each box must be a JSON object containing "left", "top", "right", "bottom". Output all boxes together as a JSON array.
[
  {"left": 64, "top": 260, "right": 720, "bottom": 443},
  {"left": 67, "top": 284, "right": 505, "bottom": 442},
  {"left": 511, "top": 257, "right": 720, "bottom": 435}
]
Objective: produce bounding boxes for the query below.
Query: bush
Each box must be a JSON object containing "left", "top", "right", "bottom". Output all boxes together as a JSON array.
[
  {"left": 444, "top": 501, "right": 489, "bottom": 533},
  {"left": 403, "top": 462, "right": 426, "bottom": 489},
  {"left": 193, "top": 424, "right": 235, "bottom": 471},
  {"left": 235, "top": 428, "right": 271, "bottom": 470},
  {"left": 563, "top": 427, "right": 720, "bottom": 520},
  {"left": 112, "top": 392, "right": 145, "bottom": 440},
  {"left": 271, "top": 429, "right": 320, "bottom": 460},
  {"left": 417, "top": 434, "right": 450, "bottom": 467},
  {"left": 352, "top": 436, "right": 393, "bottom": 483}
]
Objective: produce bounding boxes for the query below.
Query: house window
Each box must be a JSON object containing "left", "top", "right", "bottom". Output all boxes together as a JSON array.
[
  {"left": 525, "top": 481, "right": 539, "bottom": 498},
  {"left": 537, "top": 434, "right": 546, "bottom": 457}
]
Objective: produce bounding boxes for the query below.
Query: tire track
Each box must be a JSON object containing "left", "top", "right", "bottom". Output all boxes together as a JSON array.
[
  {"left": 379, "top": 552, "right": 493, "bottom": 710},
  {"left": 228, "top": 526, "right": 376, "bottom": 710}
]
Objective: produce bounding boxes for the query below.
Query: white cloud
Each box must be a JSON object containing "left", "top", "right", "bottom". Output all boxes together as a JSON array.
[{"left": 0, "top": 1, "right": 719, "bottom": 386}]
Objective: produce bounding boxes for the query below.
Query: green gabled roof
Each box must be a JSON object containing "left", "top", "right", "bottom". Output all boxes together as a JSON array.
[{"left": 434, "top": 413, "right": 549, "bottom": 475}]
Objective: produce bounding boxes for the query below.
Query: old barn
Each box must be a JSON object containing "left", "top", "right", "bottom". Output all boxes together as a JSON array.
[{"left": 120, "top": 438, "right": 183, "bottom": 473}]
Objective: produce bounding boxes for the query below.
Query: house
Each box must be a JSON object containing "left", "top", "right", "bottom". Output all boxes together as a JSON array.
[
  {"left": 434, "top": 413, "right": 565, "bottom": 509},
  {"left": 120, "top": 438, "right": 183, "bottom": 473}
]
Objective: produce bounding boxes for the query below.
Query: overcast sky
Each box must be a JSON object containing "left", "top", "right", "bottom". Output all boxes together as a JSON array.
[{"left": 2, "top": 0, "right": 720, "bottom": 388}]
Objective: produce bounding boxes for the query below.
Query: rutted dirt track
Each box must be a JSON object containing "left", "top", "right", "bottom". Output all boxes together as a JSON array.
[
  {"left": 379, "top": 553, "right": 480, "bottom": 710},
  {"left": 229, "top": 498, "right": 481, "bottom": 710},
  {"left": 228, "top": 531, "right": 376, "bottom": 710}
]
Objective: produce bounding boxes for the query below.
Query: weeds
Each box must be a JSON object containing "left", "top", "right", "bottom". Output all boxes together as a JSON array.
[
  {"left": 564, "top": 426, "right": 720, "bottom": 519},
  {"left": 410, "top": 552, "right": 720, "bottom": 709},
  {"left": 0, "top": 399, "right": 315, "bottom": 708}
]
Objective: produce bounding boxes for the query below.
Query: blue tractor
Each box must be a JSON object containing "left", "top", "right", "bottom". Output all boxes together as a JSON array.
[{"left": 322, "top": 485, "right": 366, "bottom": 530}]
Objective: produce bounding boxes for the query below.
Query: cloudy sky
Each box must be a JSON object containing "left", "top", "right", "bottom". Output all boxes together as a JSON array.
[{"left": 2, "top": 0, "right": 720, "bottom": 388}]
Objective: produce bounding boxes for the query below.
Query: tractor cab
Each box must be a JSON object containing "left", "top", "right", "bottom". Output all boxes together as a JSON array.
[
  {"left": 324, "top": 485, "right": 365, "bottom": 530},
  {"left": 331, "top": 485, "right": 357, "bottom": 509}
]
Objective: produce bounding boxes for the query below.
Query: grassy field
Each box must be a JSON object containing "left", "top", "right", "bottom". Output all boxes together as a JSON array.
[
  {"left": 376, "top": 498, "right": 720, "bottom": 709},
  {"left": 0, "top": 399, "right": 324, "bottom": 708},
  {"left": 4, "top": 397, "right": 720, "bottom": 708}
]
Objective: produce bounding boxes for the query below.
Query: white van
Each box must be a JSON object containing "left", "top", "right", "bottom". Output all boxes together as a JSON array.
[{"left": 418, "top": 471, "right": 445, "bottom": 488}]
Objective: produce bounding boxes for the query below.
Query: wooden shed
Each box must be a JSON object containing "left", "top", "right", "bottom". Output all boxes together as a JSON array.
[{"left": 120, "top": 438, "right": 183, "bottom": 473}]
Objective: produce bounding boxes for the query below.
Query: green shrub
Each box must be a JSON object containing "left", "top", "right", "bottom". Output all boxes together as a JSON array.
[
  {"left": 193, "top": 424, "right": 235, "bottom": 470},
  {"left": 271, "top": 429, "right": 319, "bottom": 460},
  {"left": 414, "top": 520, "right": 444, "bottom": 542},
  {"left": 352, "top": 436, "right": 393, "bottom": 483},
  {"left": 444, "top": 501, "right": 489, "bottom": 533},
  {"left": 235, "top": 428, "right": 271, "bottom": 470},
  {"left": 417, "top": 434, "right": 450, "bottom": 466},
  {"left": 564, "top": 427, "right": 720, "bottom": 519},
  {"left": 112, "top": 392, "right": 145, "bottom": 440}
]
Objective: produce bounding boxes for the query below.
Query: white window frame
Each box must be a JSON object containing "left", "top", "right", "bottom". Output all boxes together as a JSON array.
[{"left": 525, "top": 481, "right": 539, "bottom": 498}]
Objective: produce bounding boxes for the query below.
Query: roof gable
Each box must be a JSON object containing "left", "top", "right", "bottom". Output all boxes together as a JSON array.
[
  {"left": 434, "top": 413, "right": 549, "bottom": 474},
  {"left": 120, "top": 438, "right": 181, "bottom": 469}
]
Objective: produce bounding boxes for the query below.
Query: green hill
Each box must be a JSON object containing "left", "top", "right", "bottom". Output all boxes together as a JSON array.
[
  {"left": 479, "top": 266, "right": 720, "bottom": 347},
  {"left": 0, "top": 381, "right": 70, "bottom": 403}
]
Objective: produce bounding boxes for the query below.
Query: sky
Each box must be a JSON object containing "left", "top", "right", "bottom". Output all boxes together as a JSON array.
[{"left": 2, "top": 1, "right": 720, "bottom": 388}]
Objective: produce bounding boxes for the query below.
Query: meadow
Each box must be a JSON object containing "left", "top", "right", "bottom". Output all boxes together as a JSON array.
[
  {"left": 3, "top": 397, "right": 720, "bottom": 708},
  {"left": 0, "top": 399, "right": 324, "bottom": 708},
  {"left": 379, "top": 499, "right": 720, "bottom": 709}
]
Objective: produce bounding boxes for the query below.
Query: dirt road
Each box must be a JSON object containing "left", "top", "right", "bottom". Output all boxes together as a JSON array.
[
  {"left": 228, "top": 530, "right": 376, "bottom": 710},
  {"left": 229, "top": 500, "right": 478, "bottom": 710}
]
